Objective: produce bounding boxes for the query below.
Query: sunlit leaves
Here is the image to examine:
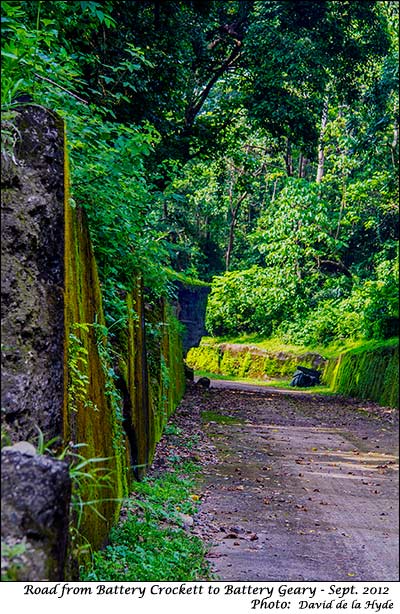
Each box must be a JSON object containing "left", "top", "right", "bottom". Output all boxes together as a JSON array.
[
  {"left": 1, "top": 0, "right": 398, "bottom": 345},
  {"left": 206, "top": 266, "right": 301, "bottom": 337}
]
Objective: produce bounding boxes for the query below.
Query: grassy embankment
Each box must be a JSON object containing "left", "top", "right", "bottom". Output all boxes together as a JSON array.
[{"left": 188, "top": 336, "right": 399, "bottom": 405}]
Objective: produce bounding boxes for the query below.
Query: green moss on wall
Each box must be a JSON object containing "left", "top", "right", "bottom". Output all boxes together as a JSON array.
[
  {"left": 63, "top": 133, "right": 129, "bottom": 555},
  {"left": 186, "top": 342, "right": 326, "bottom": 379},
  {"left": 186, "top": 346, "right": 222, "bottom": 374},
  {"left": 62, "top": 122, "right": 187, "bottom": 564},
  {"left": 124, "top": 283, "right": 151, "bottom": 480},
  {"left": 119, "top": 287, "right": 185, "bottom": 480},
  {"left": 219, "top": 350, "right": 241, "bottom": 376},
  {"left": 323, "top": 339, "right": 399, "bottom": 408},
  {"left": 165, "top": 267, "right": 210, "bottom": 288}
]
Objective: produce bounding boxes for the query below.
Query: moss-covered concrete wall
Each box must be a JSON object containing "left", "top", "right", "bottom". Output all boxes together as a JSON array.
[
  {"left": 186, "top": 341, "right": 326, "bottom": 379},
  {"left": 118, "top": 287, "right": 185, "bottom": 479},
  {"left": 64, "top": 150, "right": 186, "bottom": 549},
  {"left": 1, "top": 105, "right": 186, "bottom": 578},
  {"left": 64, "top": 192, "right": 129, "bottom": 552},
  {"left": 323, "top": 339, "right": 399, "bottom": 408}
]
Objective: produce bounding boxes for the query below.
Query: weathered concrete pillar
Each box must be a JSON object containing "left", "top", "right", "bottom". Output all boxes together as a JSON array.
[
  {"left": 1, "top": 106, "right": 65, "bottom": 443},
  {"left": 1, "top": 107, "right": 70, "bottom": 580}
]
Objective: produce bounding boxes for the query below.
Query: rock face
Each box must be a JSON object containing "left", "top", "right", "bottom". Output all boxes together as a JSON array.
[
  {"left": 1, "top": 447, "right": 71, "bottom": 581},
  {"left": 1, "top": 106, "right": 65, "bottom": 443},
  {"left": 175, "top": 282, "right": 210, "bottom": 353}
]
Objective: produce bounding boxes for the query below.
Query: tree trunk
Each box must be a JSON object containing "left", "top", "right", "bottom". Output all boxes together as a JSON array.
[
  {"left": 225, "top": 218, "right": 236, "bottom": 271},
  {"left": 391, "top": 113, "right": 398, "bottom": 168},
  {"left": 298, "top": 152, "right": 304, "bottom": 178},
  {"left": 298, "top": 153, "right": 308, "bottom": 178},
  {"left": 284, "top": 139, "right": 294, "bottom": 176},
  {"left": 162, "top": 200, "right": 168, "bottom": 220},
  {"left": 316, "top": 97, "right": 329, "bottom": 184},
  {"left": 271, "top": 178, "right": 278, "bottom": 202}
]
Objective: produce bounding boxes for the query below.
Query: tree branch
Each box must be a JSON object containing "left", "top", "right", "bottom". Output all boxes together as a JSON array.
[
  {"left": 34, "top": 73, "right": 88, "bottom": 104},
  {"left": 184, "top": 45, "right": 242, "bottom": 128}
]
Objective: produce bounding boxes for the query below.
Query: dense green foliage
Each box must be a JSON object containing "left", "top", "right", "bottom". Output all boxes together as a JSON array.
[{"left": 1, "top": 0, "right": 398, "bottom": 342}]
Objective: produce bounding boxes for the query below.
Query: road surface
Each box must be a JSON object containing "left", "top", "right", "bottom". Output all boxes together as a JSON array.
[{"left": 192, "top": 381, "right": 399, "bottom": 581}]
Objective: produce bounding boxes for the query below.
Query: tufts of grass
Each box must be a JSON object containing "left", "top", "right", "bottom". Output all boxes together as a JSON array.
[
  {"left": 201, "top": 410, "right": 245, "bottom": 425},
  {"left": 81, "top": 519, "right": 207, "bottom": 581}
]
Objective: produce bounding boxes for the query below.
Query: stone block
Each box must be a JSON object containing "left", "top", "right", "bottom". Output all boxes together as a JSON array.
[{"left": 1, "top": 447, "right": 71, "bottom": 581}]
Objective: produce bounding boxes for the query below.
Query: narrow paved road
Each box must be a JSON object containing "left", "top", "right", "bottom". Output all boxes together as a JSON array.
[{"left": 193, "top": 381, "right": 399, "bottom": 581}]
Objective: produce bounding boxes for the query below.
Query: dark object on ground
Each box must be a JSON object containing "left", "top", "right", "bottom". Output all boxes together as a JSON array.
[
  {"left": 184, "top": 364, "right": 194, "bottom": 381},
  {"left": 197, "top": 377, "right": 211, "bottom": 389},
  {"left": 291, "top": 365, "right": 321, "bottom": 387}
]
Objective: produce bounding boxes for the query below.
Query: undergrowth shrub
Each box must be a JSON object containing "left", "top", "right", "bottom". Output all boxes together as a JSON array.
[
  {"left": 206, "top": 266, "right": 300, "bottom": 337},
  {"left": 206, "top": 258, "right": 398, "bottom": 347},
  {"left": 80, "top": 464, "right": 210, "bottom": 581}
]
